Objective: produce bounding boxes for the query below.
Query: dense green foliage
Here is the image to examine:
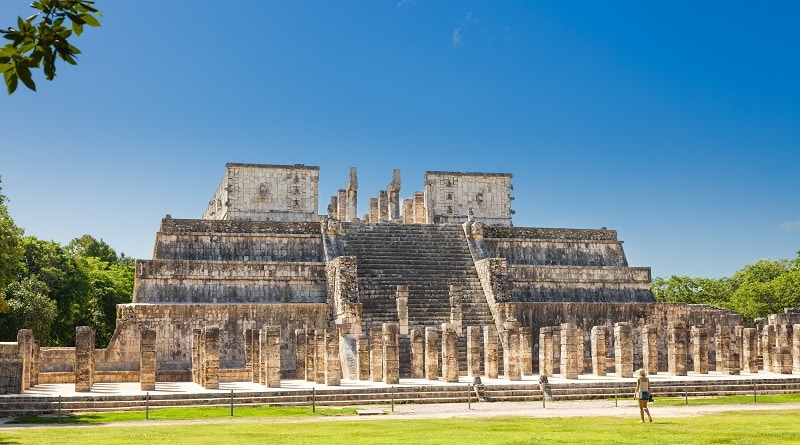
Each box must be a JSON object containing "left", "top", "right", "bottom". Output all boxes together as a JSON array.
[
  {"left": 651, "top": 252, "right": 800, "bottom": 321},
  {"left": 1, "top": 0, "right": 101, "bottom": 94},
  {"left": 0, "top": 177, "right": 133, "bottom": 346}
]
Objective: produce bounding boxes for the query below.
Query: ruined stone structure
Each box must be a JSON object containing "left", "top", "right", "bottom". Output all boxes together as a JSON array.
[{"left": 11, "top": 161, "right": 796, "bottom": 396}]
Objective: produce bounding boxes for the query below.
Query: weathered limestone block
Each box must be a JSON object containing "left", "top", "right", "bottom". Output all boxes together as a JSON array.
[
  {"left": 449, "top": 285, "right": 463, "bottom": 333},
  {"left": 716, "top": 325, "right": 740, "bottom": 375},
  {"left": 641, "top": 325, "right": 658, "bottom": 375},
  {"left": 762, "top": 325, "right": 775, "bottom": 372},
  {"left": 410, "top": 328, "right": 424, "bottom": 379},
  {"left": 503, "top": 321, "right": 521, "bottom": 381},
  {"left": 265, "top": 326, "right": 281, "bottom": 387},
  {"left": 667, "top": 321, "right": 687, "bottom": 376},
  {"left": 775, "top": 324, "right": 793, "bottom": 374},
  {"left": 368, "top": 197, "right": 378, "bottom": 223},
  {"left": 614, "top": 322, "right": 633, "bottom": 378},
  {"left": 425, "top": 327, "right": 439, "bottom": 380},
  {"left": 356, "top": 334, "right": 370, "bottom": 380},
  {"left": 314, "top": 330, "right": 325, "bottom": 384},
  {"left": 192, "top": 329, "right": 202, "bottom": 384},
  {"left": 294, "top": 329, "right": 306, "bottom": 380},
  {"left": 382, "top": 323, "right": 400, "bottom": 385},
  {"left": 140, "top": 329, "right": 157, "bottom": 391},
  {"left": 204, "top": 327, "right": 220, "bottom": 390},
  {"left": 324, "top": 328, "right": 341, "bottom": 386},
  {"left": 337, "top": 189, "right": 347, "bottom": 221},
  {"left": 691, "top": 326, "right": 708, "bottom": 374},
  {"left": 396, "top": 286, "right": 409, "bottom": 335},
  {"left": 370, "top": 328, "right": 383, "bottom": 382},
  {"left": 16, "top": 330, "right": 34, "bottom": 391},
  {"left": 245, "top": 329, "right": 257, "bottom": 382},
  {"left": 441, "top": 324, "right": 459, "bottom": 383},
  {"left": 378, "top": 190, "right": 389, "bottom": 221},
  {"left": 31, "top": 340, "right": 40, "bottom": 387},
  {"left": 484, "top": 325, "right": 498, "bottom": 379},
  {"left": 539, "top": 327, "right": 554, "bottom": 377},
  {"left": 742, "top": 327, "right": 759, "bottom": 373},
  {"left": 590, "top": 326, "right": 609, "bottom": 376},
  {"left": 0, "top": 343, "right": 24, "bottom": 394},
  {"left": 75, "top": 326, "right": 95, "bottom": 392},
  {"left": 467, "top": 326, "right": 482, "bottom": 377},
  {"left": 793, "top": 324, "right": 800, "bottom": 374},
  {"left": 560, "top": 323, "right": 580, "bottom": 379},
  {"left": 305, "top": 329, "right": 316, "bottom": 382},
  {"left": 520, "top": 327, "right": 533, "bottom": 376}
]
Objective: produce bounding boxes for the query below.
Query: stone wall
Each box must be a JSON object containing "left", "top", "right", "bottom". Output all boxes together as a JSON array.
[
  {"left": 202, "top": 163, "right": 319, "bottom": 222},
  {"left": 484, "top": 240, "right": 628, "bottom": 266},
  {"left": 424, "top": 171, "right": 513, "bottom": 226},
  {"left": 151, "top": 233, "right": 323, "bottom": 262}
]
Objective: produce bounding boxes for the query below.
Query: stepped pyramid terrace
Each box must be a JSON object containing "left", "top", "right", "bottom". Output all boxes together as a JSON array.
[{"left": 11, "top": 161, "right": 800, "bottom": 397}]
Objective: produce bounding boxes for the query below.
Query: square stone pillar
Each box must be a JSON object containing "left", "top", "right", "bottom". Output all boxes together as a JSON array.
[
  {"left": 441, "top": 323, "right": 459, "bottom": 383},
  {"left": 265, "top": 326, "right": 281, "bottom": 387},
  {"left": 641, "top": 325, "right": 658, "bottom": 375},
  {"left": 16, "top": 330, "right": 33, "bottom": 391},
  {"left": 467, "top": 326, "right": 482, "bottom": 377},
  {"left": 396, "top": 286, "right": 409, "bottom": 335},
  {"left": 560, "top": 323, "right": 580, "bottom": 379},
  {"left": 520, "top": 327, "right": 533, "bottom": 376},
  {"left": 590, "top": 326, "right": 609, "bottom": 376},
  {"left": 369, "top": 328, "right": 383, "bottom": 382},
  {"left": 192, "top": 329, "right": 202, "bottom": 384},
  {"left": 613, "top": 322, "right": 633, "bottom": 378},
  {"left": 31, "top": 340, "right": 40, "bottom": 387},
  {"left": 410, "top": 328, "right": 424, "bottom": 379},
  {"left": 425, "top": 327, "right": 439, "bottom": 380},
  {"left": 245, "top": 329, "right": 257, "bottom": 382},
  {"left": 742, "top": 327, "right": 759, "bottom": 373},
  {"left": 382, "top": 323, "right": 400, "bottom": 384},
  {"left": 75, "top": 326, "right": 95, "bottom": 392},
  {"left": 667, "top": 321, "right": 687, "bottom": 376},
  {"left": 314, "top": 330, "right": 326, "bottom": 384},
  {"left": 305, "top": 329, "right": 316, "bottom": 382},
  {"left": 539, "top": 327, "right": 554, "bottom": 377},
  {"left": 324, "top": 328, "right": 341, "bottom": 386},
  {"left": 449, "top": 285, "right": 463, "bottom": 334},
  {"left": 484, "top": 325, "right": 498, "bottom": 379},
  {"left": 691, "top": 326, "right": 708, "bottom": 374},
  {"left": 140, "top": 329, "right": 156, "bottom": 391},
  {"left": 294, "top": 329, "right": 306, "bottom": 381},
  {"left": 793, "top": 325, "right": 800, "bottom": 374},
  {"left": 775, "top": 324, "right": 793, "bottom": 374},
  {"left": 356, "top": 334, "right": 371, "bottom": 380},
  {"left": 204, "top": 327, "right": 220, "bottom": 390},
  {"left": 716, "top": 325, "right": 740, "bottom": 375},
  {"left": 762, "top": 325, "right": 775, "bottom": 372},
  {"left": 503, "top": 321, "right": 521, "bottom": 381}
]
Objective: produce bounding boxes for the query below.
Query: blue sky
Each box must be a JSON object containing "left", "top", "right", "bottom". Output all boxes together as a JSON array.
[{"left": 1, "top": 1, "right": 798, "bottom": 279}]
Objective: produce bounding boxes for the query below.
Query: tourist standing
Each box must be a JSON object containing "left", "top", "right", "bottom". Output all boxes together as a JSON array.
[{"left": 634, "top": 368, "right": 652, "bottom": 423}]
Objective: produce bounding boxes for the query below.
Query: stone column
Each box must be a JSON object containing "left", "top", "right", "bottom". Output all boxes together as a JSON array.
[
  {"left": 560, "top": 323, "right": 579, "bottom": 379},
  {"left": 356, "top": 334, "right": 370, "bottom": 380},
  {"left": 204, "top": 327, "right": 220, "bottom": 390},
  {"left": 412, "top": 192, "right": 426, "bottom": 224},
  {"left": 441, "top": 323, "right": 459, "bottom": 383},
  {"left": 410, "top": 328, "right": 424, "bottom": 378},
  {"left": 503, "top": 321, "right": 521, "bottom": 381},
  {"left": 403, "top": 199, "right": 414, "bottom": 224},
  {"left": 641, "top": 325, "right": 658, "bottom": 375},
  {"left": 295, "top": 329, "right": 306, "bottom": 381},
  {"left": 520, "top": 327, "right": 533, "bottom": 376},
  {"left": 793, "top": 325, "right": 800, "bottom": 374},
  {"left": 716, "top": 325, "right": 740, "bottom": 375},
  {"left": 691, "top": 326, "right": 708, "bottom": 374},
  {"left": 382, "top": 323, "right": 400, "bottom": 384},
  {"left": 775, "top": 324, "right": 793, "bottom": 374},
  {"left": 762, "top": 325, "right": 775, "bottom": 372},
  {"left": 16, "top": 330, "right": 33, "bottom": 391},
  {"left": 140, "top": 329, "right": 156, "bottom": 391},
  {"left": 324, "top": 328, "right": 341, "bottom": 386},
  {"left": 396, "top": 286, "right": 409, "bottom": 335},
  {"left": 31, "top": 340, "right": 40, "bottom": 387},
  {"left": 337, "top": 189, "right": 347, "bottom": 221},
  {"left": 449, "top": 285, "right": 463, "bottom": 333},
  {"left": 484, "top": 325, "right": 498, "bottom": 379},
  {"left": 265, "top": 326, "right": 281, "bottom": 387},
  {"left": 590, "top": 326, "right": 609, "bottom": 376},
  {"left": 75, "top": 326, "right": 95, "bottom": 392},
  {"left": 368, "top": 197, "right": 379, "bottom": 223},
  {"left": 346, "top": 167, "right": 358, "bottom": 222},
  {"left": 425, "top": 327, "right": 439, "bottom": 380},
  {"left": 539, "top": 327, "right": 554, "bottom": 377},
  {"left": 667, "top": 321, "right": 687, "bottom": 376},
  {"left": 0, "top": 343, "right": 23, "bottom": 394},
  {"left": 467, "top": 326, "right": 482, "bottom": 377},
  {"left": 370, "top": 328, "right": 383, "bottom": 382},
  {"left": 742, "top": 327, "right": 759, "bottom": 373},
  {"left": 378, "top": 190, "right": 389, "bottom": 221},
  {"left": 245, "top": 329, "right": 257, "bottom": 382},
  {"left": 192, "top": 329, "right": 202, "bottom": 384},
  {"left": 305, "top": 329, "right": 316, "bottom": 382},
  {"left": 388, "top": 169, "right": 401, "bottom": 221},
  {"left": 613, "top": 322, "right": 633, "bottom": 378},
  {"left": 314, "top": 330, "right": 326, "bottom": 384}
]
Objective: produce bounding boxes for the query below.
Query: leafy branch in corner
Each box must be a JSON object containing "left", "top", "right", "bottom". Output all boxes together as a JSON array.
[{"left": 0, "top": 1, "right": 101, "bottom": 94}]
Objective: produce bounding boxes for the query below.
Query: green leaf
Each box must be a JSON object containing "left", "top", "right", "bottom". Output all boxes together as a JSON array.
[
  {"left": 4, "top": 69, "right": 18, "bottom": 94},
  {"left": 72, "top": 21, "right": 83, "bottom": 36},
  {"left": 81, "top": 13, "right": 101, "bottom": 28},
  {"left": 66, "top": 13, "right": 85, "bottom": 26},
  {"left": 16, "top": 63, "right": 36, "bottom": 91}
]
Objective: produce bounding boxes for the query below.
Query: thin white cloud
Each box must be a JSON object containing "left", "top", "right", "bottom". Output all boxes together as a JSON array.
[
  {"left": 452, "top": 28, "right": 463, "bottom": 47},
  {"left": 779, "top": 220, "right": 800, "bottom": 232},
  {"left": 396, "top": 0, "right": 411, "bottom": 8},
  {"left": 452, "top": 12, "right": 473, "bottom": 48}
]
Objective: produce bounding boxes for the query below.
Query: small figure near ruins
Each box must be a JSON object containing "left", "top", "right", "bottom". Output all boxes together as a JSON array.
[{"left": 633, "top": 368, "right": 653, "bottom": 423}]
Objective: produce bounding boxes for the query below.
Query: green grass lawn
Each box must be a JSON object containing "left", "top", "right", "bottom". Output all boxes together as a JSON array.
[{"left": 2, "top": 410, "right": 800, "bottom": 444}]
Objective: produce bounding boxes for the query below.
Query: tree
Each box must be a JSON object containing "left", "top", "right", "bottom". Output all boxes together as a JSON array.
[
  {"left": 0, "top": 176, "right": 25, "bottom": 313},
  {"left": 68, "top": 234, "right": 117, "bottom": 264},
  {"left": 0, "top": 276, "right": 57, "bottom": 341},
  {"left": 0, "top": 0, "right": 101, "bottom": 94}
]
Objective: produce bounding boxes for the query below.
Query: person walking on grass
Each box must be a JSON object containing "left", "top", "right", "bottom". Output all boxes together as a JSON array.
[{"left": 634, "top": 368, "right": 652, "bottom": 423}]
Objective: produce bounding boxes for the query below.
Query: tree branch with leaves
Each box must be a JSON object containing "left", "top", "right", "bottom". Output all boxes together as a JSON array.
[{"left": 0, "top": 0, "right": 101, "bottom": 94}]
